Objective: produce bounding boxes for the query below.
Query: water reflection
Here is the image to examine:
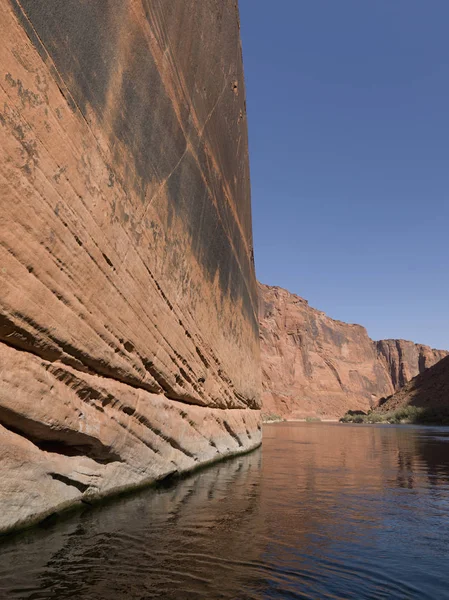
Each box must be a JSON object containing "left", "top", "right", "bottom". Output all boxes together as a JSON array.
[
  {"left": 0, "top": 450, "right": 264, "bottom": 600},
  {"left": 1, "top": 424, "right": 449, "bottom": 599}
]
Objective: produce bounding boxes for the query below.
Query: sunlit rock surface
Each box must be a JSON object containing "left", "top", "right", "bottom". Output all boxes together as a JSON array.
[
  {"left": 259, "top": 283, "right": 446, "bottom": 419},
  {"left": 375, "top": 339, "right": 447, "bottom": 391},
  {"left": 0, "top": 0, "right": 261, "bottom": 534}
]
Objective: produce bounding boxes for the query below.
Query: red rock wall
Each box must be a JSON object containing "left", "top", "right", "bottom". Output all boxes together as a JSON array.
[
  {"left": 259, "top": 284, "right": 447, "bottom": 419},
  {"left": 376, "top": 339, "right": 447, "bottom": 391},
  {"left": 376, "top": 354, "right": 449, "bottom": 415},
  {"left": 0, "top": 1, "right": 261, "bottom": 534}
]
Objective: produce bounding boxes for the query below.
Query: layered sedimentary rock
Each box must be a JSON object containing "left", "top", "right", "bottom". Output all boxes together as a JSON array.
[
  {"left": 0, "top": 1, "right": 261, "bottom": 534},
  {"left": 259, "top": 284, "right": 446, "bottom": 419},
  {"left": 376, "top": 354, "right": 449, "bottom": 415}
]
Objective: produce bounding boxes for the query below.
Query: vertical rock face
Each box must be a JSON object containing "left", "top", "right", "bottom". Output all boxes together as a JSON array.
[
  {"left": 259, "top": 284, "right": 446, "bottom": 419},
  {"left": 0, "top": 1, "right": 261, "bottom": 534},
  {"left": 259, "top": 284, "right": 393, "bottom": 418},
  {"left": 376, "top": 340, "right": 447, "bottom": 391},
  {"left": 375, "top": 354, "right": 449, "bottom": 415}
]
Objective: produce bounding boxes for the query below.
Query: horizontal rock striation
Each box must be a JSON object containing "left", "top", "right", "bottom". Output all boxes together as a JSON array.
[
  {"left": 0, "top": 0, "right": 260, "bottom": 534},
  {"left": 259, "top": 284, "right": 446, "bottom": 419}
]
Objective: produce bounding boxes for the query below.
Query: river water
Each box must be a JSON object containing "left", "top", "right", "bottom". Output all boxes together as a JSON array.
[{"left": 1, "top": 422, "right": 449, "bottom": 599}]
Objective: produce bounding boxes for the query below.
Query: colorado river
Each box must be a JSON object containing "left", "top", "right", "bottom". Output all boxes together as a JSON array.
[{"left": 1, "top": 422, "right": 449, "bottom": 599}]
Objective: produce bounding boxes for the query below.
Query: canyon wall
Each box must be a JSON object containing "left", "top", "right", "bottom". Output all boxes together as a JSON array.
[
  {"left": 375, "top": 339, "right": 447, "bottom": 391},
  {"left": 376, "top": 354, "right": 449, "bottom": 416},
  {"left": 0, "top": 0, "right": 261, "bottom": 534},
  {"left": 259, "top": 284, "right": 447, "bottom": 419}
]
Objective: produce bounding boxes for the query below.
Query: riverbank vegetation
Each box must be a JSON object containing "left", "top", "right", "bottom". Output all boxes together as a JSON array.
[
  {"left": 261, "top": 413, "right": 285, "bottom": 423},
  {"left": 340, "top": 405, "right": 449, "bottom": 425}
]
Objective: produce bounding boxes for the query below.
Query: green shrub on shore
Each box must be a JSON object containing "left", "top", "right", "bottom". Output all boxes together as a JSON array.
[
  {"left": 261, "top": 413, "right": 285, "bottom": 423},
  {"left": 305, "top": 416, "right": 322, "bottom": 422},
  {"left": 340, "top": 405, "right": 449, "bottom": 426}
]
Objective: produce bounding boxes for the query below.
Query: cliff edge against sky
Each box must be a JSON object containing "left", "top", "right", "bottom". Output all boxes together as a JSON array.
[
  {"left": 259, "top": 284, "right": 447, "bottom": 419},
  {"left": 0, "top": 0, "right": 260, "bottom": 534}
]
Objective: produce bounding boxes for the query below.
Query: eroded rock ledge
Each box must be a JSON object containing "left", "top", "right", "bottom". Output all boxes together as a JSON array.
[
  {"left": 0, "top": 341, "right": 260, "bottom": 535},
  {"left": 0, "top": 1, "right": 260, "bottom": 534}
]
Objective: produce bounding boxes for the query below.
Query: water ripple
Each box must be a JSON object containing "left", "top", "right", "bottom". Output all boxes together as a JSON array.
[{"left": 1, "top": 424, "right": 449, "bottom": 599}]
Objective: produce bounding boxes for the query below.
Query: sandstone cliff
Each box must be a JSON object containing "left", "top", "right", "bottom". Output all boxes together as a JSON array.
[
  {"left": 375, "top": 339, "right": 447, "bottom": 391},
  {"left": 376, "top": 354, "right": 449, "bottom": 416},
  {"left": 259, "top": 284, "right": 446, "bottom": 419},
  {"left": 0, "top": 1, "right": 261, "bottom": 534}
]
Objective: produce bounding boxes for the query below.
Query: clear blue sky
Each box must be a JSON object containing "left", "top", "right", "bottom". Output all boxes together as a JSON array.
[{"left": 239, "top": 0, "right": 449, "bottom": 350}]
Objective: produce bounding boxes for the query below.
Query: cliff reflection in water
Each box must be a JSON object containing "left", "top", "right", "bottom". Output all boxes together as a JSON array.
[
  {"left": 2, "top": 423, "right": 449, "bottom": 599},
  {"left": 0, "top": 450, "right": 265, "bottom": 600}
]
